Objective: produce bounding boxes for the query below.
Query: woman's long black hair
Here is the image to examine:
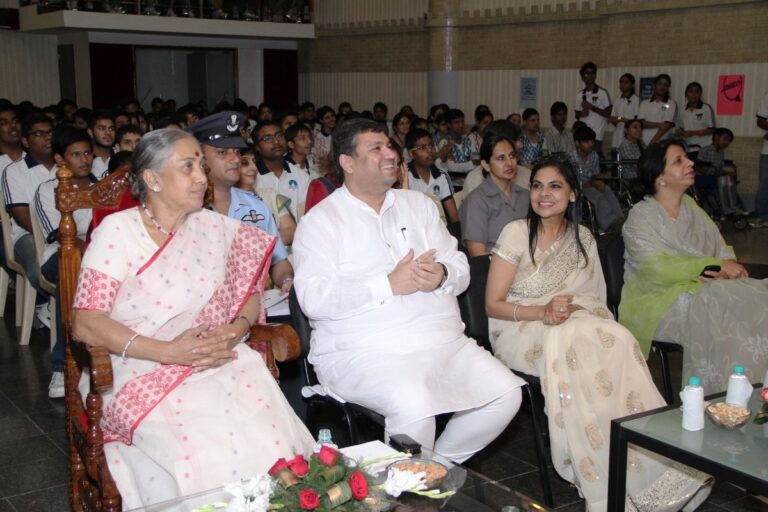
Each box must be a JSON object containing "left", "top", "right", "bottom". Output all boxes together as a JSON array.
[{"left": 527, "top": 157, "right": 589, "bottom": 267}]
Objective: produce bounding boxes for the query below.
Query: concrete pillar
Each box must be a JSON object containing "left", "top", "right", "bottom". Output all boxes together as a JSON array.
[
  {"left": 427, "top": 0, "right": 460, "bottom": 108},
  {"left": 58, "top": 32, "right": 92, "bottom": 108}
]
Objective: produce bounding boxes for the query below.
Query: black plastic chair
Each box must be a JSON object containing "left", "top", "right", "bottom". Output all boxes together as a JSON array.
[
  {"left": 458, "top": 255, "right": 554, "bottom": 508},
  {"left": 596, "top": 234, "right": 683, "bottom": 404},
  {"left": 288, "top": 287, "right": 385, "bottom": 445}
]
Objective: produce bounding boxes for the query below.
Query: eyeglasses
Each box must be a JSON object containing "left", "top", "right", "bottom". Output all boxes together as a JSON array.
[
  {"left": 413, "top": 143, "right": 436, "bottom": 151},
  {"left": 258, "top": 132, "right": 285, "bottom": 144},
  {"left": 28, "top": 129, "right": 53, "bottom": 138}
]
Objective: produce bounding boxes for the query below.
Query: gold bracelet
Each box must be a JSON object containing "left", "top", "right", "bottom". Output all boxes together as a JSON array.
[{"left": 121, "top": 332, "right": 140, "bottom": 361}]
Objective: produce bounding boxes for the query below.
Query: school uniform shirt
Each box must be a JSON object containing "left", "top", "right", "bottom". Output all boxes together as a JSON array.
[
  {"left": 224, "top": 187, "right": 288, "bottom": 263},
  {"left": 91, "top": 154, "right": 111, "bottom": 180},
  {"left": 574, "top": 85, "right": 612, "bottom": 141},
  {"left": 256, "top": 157, "right": 310, "bottom": 221},
  {"left": 2, "top": 154, "right": 57, "bottom": 245},
  {"left": 407, "top": 162, "right": 455, "bottom": 203},
  {"left": 678, "top": 103, "right": 716, "bottom": 151},
  {"left": 34, "top": 170, "right": 96, "bottom": 266},
  {"left": 568, "top": 149, "right": 600, "bottom": 184},
  {"left": 758, "top": 93, "right": 768, "bottom": 155},
  {"left": 0, "top": 151, "right": 24, "bottom": 179},
  {"left": 610, "top": 94, "right": 640, "bottom": 149},
  {"left": 543, "top": 127, "right": 575, "bottom": 154},
  {"left": 638, "top": 98, "right": 678, "bottom": 146}
]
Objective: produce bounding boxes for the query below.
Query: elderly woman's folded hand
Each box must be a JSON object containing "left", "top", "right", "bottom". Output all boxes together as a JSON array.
[{"left": 167, "top": 324, "right": 240, "bottom": 371}]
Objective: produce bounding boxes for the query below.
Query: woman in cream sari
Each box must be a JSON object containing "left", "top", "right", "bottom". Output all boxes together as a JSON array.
[
  {"left": 487, "top": 158, "right": 711, "bottom": 512},
  {"left": 621, "top": 140, "right": 768, "bottom": 393},
  {"left": 72, "top": 129, "right": 313, "bottom": 509}
]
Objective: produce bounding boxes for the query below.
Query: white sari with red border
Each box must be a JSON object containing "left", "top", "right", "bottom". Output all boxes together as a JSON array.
[{"left": 74, "top": 207, "right": 313, "bottom": 509}]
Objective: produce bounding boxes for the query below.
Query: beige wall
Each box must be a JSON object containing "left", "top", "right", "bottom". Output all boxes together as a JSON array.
[
  {"left": 0, "top": 31, "right": 60, "bottom": 106},
  {"left": 301, "top": 0, "right": 767, "bottom": 194}
]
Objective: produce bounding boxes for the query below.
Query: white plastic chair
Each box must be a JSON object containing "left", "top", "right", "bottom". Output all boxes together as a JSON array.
[
  {"left": 0, "top": 203, "right": 37, "bottom": 345},
  {"left": 29, "top": 205, "right": 57, "bottom": 349},
  {"left": 0, "top": 267, "right": 9, "bottom": 317}
]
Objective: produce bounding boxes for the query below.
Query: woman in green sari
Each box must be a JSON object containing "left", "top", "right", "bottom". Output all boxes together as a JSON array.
[{"left": 620, "top": 140, "right": 768, "bottom": 393}]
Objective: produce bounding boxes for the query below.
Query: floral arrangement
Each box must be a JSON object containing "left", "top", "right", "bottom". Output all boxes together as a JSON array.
[
  {"left": 754, "top": 386, "right": 768, "bottom": 424},
  {"left": 193, "top": 446, "right": 455, "bottom": 512}
]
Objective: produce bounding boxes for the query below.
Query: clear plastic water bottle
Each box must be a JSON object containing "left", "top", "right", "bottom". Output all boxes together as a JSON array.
[
  {"left": 681, "top": 376, "right": 704, "bottom": 431},
  {"left": 312, "top": 428, "right": 338, "bottom": 453},
  {"left": 725, "top": 365, "right": 752, "bottom": 407}
]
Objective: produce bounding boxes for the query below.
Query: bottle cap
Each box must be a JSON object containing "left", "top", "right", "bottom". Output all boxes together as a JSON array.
[
  {"left": 734, "top": 365, "right": 745, "bottom": 374},
  {"left": 688, "top": 376, "right": 701, "bottom": 387},
  {"left": 318, "top": 428, "right": 332, "bottom": 442}
]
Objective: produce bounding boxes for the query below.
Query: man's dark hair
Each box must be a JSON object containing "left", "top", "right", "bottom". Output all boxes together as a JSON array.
[
  {"left": 332, "top": 118, "right": 386, "bottom": 175},
  {"left": 405, "top": 128, "right": 431, "bottom": 150},
  {"left": 74, "top": 107, "right": 92, "bottom": 121},
  {"left": 113, "top": 109, "right": 130, "bottom": 120},
  {"left": 0, "top": 99, "right": 14, "bottom": 113},
  {"left": 573, "top": 124, "right": 596, "bottom": 142},
  {"left": 153, "top": 116, "right": 178, "bottom": 129},
  {"left": 106, "top": 150, "right": 133, "bottom": 175},
  {"left": 52, "top": 125, "right": 92, "bottom": 157},
  {"left": 21, "top": 113, "right": 53, "bottom": 138},
  {"left": 253, "top": 120, "right": 281, "bottom": 141},
  {"left": 316, "top": 106, "right": 335, "bottom": 121},
  {"left": 115, "top": 124, "right": 142, "bottom": 144},
  {"left": 481, "top": 119, "right": 521, "bottom": 142},
  {"left": 373, "top": 102, "right": 388, "bottom": 112},
  {"left": 300, "top": 101, "right": 315, "bottom": 112},
  {"left": 580, "top": 61, "right": 597, "bottom": 76},
  {"left": 151, "top": 97, "right": 164, "bottom": 107},
  {"left": 444, "top": 109, "right": 464, "bottom": 123},
  {"left": 522, "top": 108, "right": 539, "bottom": 121},
  {"left": 285, "top": 122, "right": 312, "bottom": 143},
  {"left": 360, "top": 110, "right": 374, "bottom": 120},
  {"left": 550, "top": 101, "right": 568, "bottom": 117},
  {"left": 712, "top": 127, "right": 734, "bottom": 141},
  {"left": 232, "top": 98, "right": 248, "bottom": 113},
  {"left": 88, "top": 109, "right": 115, "bottom": 129}
]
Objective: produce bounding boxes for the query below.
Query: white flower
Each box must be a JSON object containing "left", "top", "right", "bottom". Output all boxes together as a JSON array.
[
  {"left": 383, "top": 468, "right": 427, "bottom": 498},
  {"left": 224, "top": 475, "right": 273, "bottom": 512}
]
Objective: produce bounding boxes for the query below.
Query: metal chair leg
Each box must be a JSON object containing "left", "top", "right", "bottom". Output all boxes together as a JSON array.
[{"left": 525, "top": 383, "right": 554, "bottom": 508}]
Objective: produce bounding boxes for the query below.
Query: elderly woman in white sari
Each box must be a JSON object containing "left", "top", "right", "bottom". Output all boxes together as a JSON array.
[
  {"left": 620, "top": 139, "right": 768, "bottom": 393},
  {"left": 486, "top": 157, "right": 711, "bottom": 512},
  {"left": 72, "top": 129, "right": 313, "bottom": 509}
]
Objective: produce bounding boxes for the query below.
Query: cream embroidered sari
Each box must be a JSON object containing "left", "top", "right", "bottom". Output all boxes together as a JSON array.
[
  {"left": 74, "top": 208, "right": 313, "bottom": 509},
  {"left": 489, "top": 220, "right": 710, "bottom": 512}
]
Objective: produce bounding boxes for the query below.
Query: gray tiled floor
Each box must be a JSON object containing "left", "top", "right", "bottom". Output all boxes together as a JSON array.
[{"left": 0, "top": 226, "right": 764, "bottom": 511}]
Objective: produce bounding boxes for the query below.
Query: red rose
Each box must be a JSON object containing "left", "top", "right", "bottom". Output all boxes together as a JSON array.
[
  {"left": 267, "top": 458, "right": 289, "bottom": 476},
  {"left": 299, "top": 489, "right": 320, "bottom": 510},
  {"left": 762, "top": 387, "right": 768, "bottom": 402},
  {"left": 348, "top": 470, "right": 369, "bottom": 500},
  {"left": 288, "top": 454, "right": 309, "bottom": 477},
  {"left": 318, "top": 445, "right": 339, "bottom": 466}
]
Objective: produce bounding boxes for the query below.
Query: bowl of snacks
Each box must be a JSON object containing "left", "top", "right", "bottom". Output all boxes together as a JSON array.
[
  {"left": 706, "top": 402, "right": 751, "bottom": 429},
  {"left": 388, "top": 459, "right": 449, "bottom": 489}
]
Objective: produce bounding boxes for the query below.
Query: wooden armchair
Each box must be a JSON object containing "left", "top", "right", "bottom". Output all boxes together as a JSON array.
[{"left": 58, "top": 164, "right": 300, "bottom": 512}]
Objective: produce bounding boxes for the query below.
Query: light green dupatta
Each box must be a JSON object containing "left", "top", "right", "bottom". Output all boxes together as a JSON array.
[{"left": 619, "top": 195, "right": 734, "bottom": 356}]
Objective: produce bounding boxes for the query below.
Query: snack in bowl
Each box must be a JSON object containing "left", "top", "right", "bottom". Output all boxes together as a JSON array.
[
  {"left": 706, "top": 402, "right": 751, "bottom": 429},
  {"left": 389, "top": 459, "right": 449, "bottom": 489}
]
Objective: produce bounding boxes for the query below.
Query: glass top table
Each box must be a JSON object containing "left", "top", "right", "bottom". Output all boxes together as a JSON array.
[
  {"left": 127, "top": 445, "right": 550, "bottom": 511},
  {"left": 607, "top": 383, "right": 768, "bottom": 510}
]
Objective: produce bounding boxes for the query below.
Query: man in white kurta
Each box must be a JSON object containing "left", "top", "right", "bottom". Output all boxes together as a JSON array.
[{"left": 293, "top": 119, "right": 523, "bottom": 463}]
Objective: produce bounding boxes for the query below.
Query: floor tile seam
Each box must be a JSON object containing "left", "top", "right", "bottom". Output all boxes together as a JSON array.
[{"left": 3, "top": 482, "right": 68, "bottom": 502}]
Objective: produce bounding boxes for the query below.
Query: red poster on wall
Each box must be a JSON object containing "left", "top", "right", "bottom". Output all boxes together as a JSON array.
[{"left": 717, "top": 75, "right": 745, "bottom": 115}]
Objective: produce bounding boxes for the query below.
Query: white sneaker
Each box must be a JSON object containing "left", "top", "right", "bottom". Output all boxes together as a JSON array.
[
  {"left": 35, "top": 303, "right": 51, "bottom": 329},
  {"left": 48, "top": 371, "right": 65, "bottom": 399}
]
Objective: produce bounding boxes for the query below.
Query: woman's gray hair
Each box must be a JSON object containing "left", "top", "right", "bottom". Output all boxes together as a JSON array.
[{"left": 130, "top": 128, "right": 197, "bottom": 202}]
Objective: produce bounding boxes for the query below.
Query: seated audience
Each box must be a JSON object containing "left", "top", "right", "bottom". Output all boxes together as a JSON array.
[
  {"left": 569, "top": 125, "right": 624, "bottom": 233},
  {"left": 459, "top": 134, "right": 529, "bottom": 256},
  {"left": 391, "top": 111, "right": 411, "bottom": 155},
  {"left": 486, "top": 157, "right": 712, "bottom": 512},
  {"left": 71, "top": 128, "right": 313, "bottom": 509},
  {"left": 191, "top": 113, "right": 294, "bottom": 292},
  {"left": 406, "top": 128, "right": 459, "bottom": 224},
  {"left": 0, "top": 104, "right": 23, "bottom": 173},
  {"left": 253, "top": 121, "right": 309, "bottom": 221},
  {"left": 304, "top": 149, "right": 343, "bottom": 214},
  {"left": 608, "top": 72, "right": 639, "bottom": 155},
  {"left": 113, "top": 124, "right": 142, "bottom": 153},
  {"left": 543, "top": 101, "right": 574, "bottom": 154},
  {"left": 312, "top": 105, "right": 335, "bottom": 163},
  {"left": 444, "top": 108, "right": 475, "bottom": 172},
  {"left": 620, "top": 140, "right": 768, "bottom": 392},
  {"left": 285, "top": 122, "right": 318, "bottom": 178},
  {"left": 113, "top": 110, "right": 131, "bottom": 130},
  {"left": 467, "top": 105, "right": 493, "bottom": 158},
  {"left": 507, "top": 112, "right": 522, "bottom": 126},
  {"left": 675, "top": 81, "right": 715, "bottom": 156},
  {"left": 462, "top": 120, "right": 527, "bottom": 197},
  {"left": 35, "top": 126, "right": 97, "bottom": 398},
  {"left": 617, "top": 119, "right": 646, "bottom": 201},
  {"left": 519, "top": 108, "right": 545, "bottom": 167},
  {"left": 279, "top": 111, "right": 299, "bottom": 133},
  {"left": 697, "top": 128, "right": 744, "bottom": 216},
  {"left": 639, "top": 74, "right": 677, "bottom": 145},
  {"left": 294, "top": 119, "right": 523, "bottom": 463},
  {"left": 238, "top": 143, "right": 296, "bottom": 247},
  {"left": 87, "top": 110, "right": 115, "bottom": 179}
]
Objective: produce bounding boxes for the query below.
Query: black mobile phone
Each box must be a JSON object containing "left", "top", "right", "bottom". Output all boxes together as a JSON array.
[
  {"left": 700, "top": 265, "right": 721, "bottom": 277},
  {"left": 389, "top": 433, "right": 422, "bottom": 455}
]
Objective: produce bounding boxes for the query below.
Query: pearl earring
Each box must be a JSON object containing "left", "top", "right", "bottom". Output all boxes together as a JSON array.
[
  {"left": 152, "top": 186, "right": 161, "bottom": 192},
  {"left": 660, "top": 180, "right": 666, "bottom": 187}
]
